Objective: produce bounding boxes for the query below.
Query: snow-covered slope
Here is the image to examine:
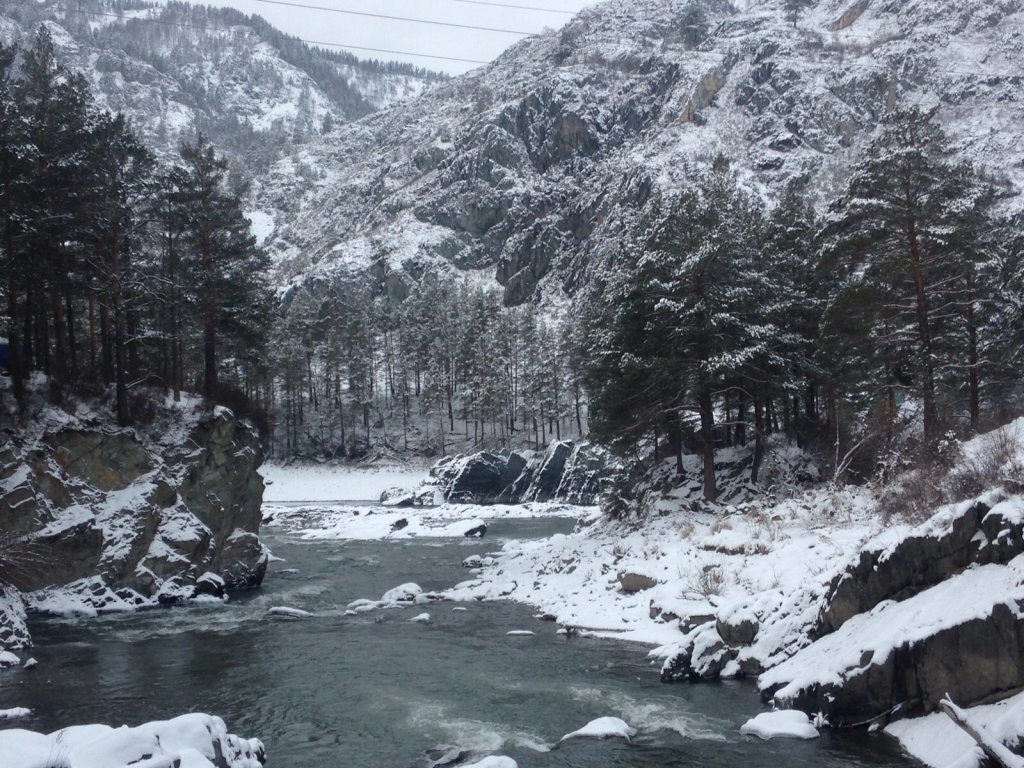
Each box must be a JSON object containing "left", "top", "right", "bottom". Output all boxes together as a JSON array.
[
  {"left": 260, "top": 0, "right": 1024, "bottom": 302},
  {"left": 0, "top": 0, "right": 443, "bottom": 165}
]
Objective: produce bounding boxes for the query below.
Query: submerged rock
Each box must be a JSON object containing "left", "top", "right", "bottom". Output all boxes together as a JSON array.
[{"left": 422, "top": 744, "right": 466, "bottom": 768}]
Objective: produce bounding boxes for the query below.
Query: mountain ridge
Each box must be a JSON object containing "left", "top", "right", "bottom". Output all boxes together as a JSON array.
[{"left": 254, "top": 0, "right": 1024, "bottom": 303}]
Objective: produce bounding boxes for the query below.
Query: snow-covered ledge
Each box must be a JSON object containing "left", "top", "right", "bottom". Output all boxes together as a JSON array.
[{"left": 0, "top": 713, "right": 265, "bottom": 768}]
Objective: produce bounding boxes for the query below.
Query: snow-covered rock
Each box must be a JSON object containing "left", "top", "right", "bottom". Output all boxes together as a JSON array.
[
  {"left": 382, "top": 583, "right": 424, "bottom": 604},
  {"left": 760, "top": 552, "right": 1024, "bottom": 725},
  {"left": 558, "top": 716, "right": 636, "bottom": 744},
  {"left": 462, "top": 758, "right": 517, "bottom": 768},
  {"left": 0, "top": 713, "right": 265, "bottom": 768},
  {"left": 740, "top": 710, "right": 819, "bottom": 741},
  {"left": 887, "top": 690, "right": 1024, "bottom": 768},
  {"left": 0, "top": 649, "right": 20, "bottom": 667},
  {"left": 0, "top": 587, "right": 29, "bottom": 649}
]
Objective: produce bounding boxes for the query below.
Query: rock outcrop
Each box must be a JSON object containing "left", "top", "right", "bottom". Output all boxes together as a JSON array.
[
  {"left": 815, "top": 496, "right": 1012, "bottom": 636},
  {"left": 0, "top": 400, "right": 268, "bottom": 646},
  {"left": 430, "top": 441, "right": 615, "bottom": 505},
  {"left": 759, "top": 494, "right": 1024, "bottom": 725}
]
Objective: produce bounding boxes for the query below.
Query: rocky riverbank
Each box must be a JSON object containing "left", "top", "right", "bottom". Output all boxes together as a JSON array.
[
  {"left": 446, "top": 421, "right": 1024, "bottom": 766},
  {"left": 0, "top": 387, "right": 269, "bottom": 648}
]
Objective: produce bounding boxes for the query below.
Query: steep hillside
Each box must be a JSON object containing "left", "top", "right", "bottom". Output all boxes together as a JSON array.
[
  {"left": 259, "top": 0, "right": 1024, "bottom": 302},
  {"left": 0, "top": 0, "right": 444, "bottom": 168}
]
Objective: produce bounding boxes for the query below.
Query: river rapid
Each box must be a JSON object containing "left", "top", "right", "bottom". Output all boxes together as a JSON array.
[{"left": 0, "top": 514, "right": 915, "bottom": 767}]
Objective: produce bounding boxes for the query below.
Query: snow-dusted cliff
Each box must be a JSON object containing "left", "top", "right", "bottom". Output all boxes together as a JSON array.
[{"left": 257, "top": 0, "right": 1024, "bottom": 302}]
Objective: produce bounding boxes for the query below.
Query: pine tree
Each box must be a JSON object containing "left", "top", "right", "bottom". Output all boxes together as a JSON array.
[
  {"left": 823, "top": 106, "right": 985, "bottom": 444},
  {"left": 168, "top": 133, "right": 270, "bottom": 401},
  {"left": 80, "top": 113, "right": 156, "bottom": 425},
  {"left": 0, "top": 41, "right": 28, "bottom": 400},
  {"left": 15, "top": 27, "right": 95, "bottom": 383}
]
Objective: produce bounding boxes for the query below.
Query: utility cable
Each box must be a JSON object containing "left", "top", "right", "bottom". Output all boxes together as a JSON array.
[
  {"left": 15, "top": 4, "right": 489, "bottom": 66},
  {"left": 448, "top": 0, "right": 575, "bottom": 14},
  {"left": 238, "top": 0, "right": 536, "bottom": 35}
]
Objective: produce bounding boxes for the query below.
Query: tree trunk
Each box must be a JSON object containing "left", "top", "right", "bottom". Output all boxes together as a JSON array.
[
  {"left": 699, "top": 387, "right": 718, "bottom": 501},
  {"left": 907, "top": 218, "right": 938, "bottom": 441},
  {"left": 751, "top": 395, "right": 765, "bottom": 483},
  {"left": 5, "top": 241, "right": 24, "bottom": 401},
  {"left": 966, "top": 288, "right": 980, "bottom": 433},
  {"left": 64, "top": 289, "right": 78, "bottom": 379},
  {"left": 203, "top": 312, "right": 217, "bottom": 400}
]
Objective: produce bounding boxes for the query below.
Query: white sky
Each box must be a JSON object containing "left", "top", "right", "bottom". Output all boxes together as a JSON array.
[{"left": 201, "top": 0, "right": 604, "bottom": 74}]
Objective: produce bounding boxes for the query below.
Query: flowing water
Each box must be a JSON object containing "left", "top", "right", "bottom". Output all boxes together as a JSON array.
[{"left": 0, "top": 515, "right": 915, "bottom": 767}]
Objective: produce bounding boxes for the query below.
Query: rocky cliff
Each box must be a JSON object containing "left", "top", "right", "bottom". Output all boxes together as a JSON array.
[
  {"left": 429, "top": 440, "right": 615, "bottom": 505},
  {"left": 0, "top": 392, "right": 268, "bottom": 648},
  {"left": 258, "top": 0, "right": 1024, "bottom": 298}
]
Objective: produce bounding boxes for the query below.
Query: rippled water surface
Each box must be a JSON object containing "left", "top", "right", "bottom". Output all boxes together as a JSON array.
[{"left": 0, "top": 515, "right": 915, "bottom": 767}]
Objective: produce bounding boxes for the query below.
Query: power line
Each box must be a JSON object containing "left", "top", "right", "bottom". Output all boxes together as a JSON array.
[
  {"left": 303, "top": 38, "right": 489, "bottom": 64},
  {"left": 239, "top": 0, "right": 536, "bottom": 35},
  {"left": 449, "top": 0, "right": 575, "bottom": 14},
  {"left": 25, "top": 5, "right": 489, "bottom": 67}
]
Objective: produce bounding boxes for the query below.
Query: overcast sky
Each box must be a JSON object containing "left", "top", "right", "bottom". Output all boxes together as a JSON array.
[{"left": 202, "top": 0, "right": 603, "bottom": 75}]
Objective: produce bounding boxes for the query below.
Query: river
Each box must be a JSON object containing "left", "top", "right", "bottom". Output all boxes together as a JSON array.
[{"left": 0, "top": 514, "right": 915, "bottom": 767}]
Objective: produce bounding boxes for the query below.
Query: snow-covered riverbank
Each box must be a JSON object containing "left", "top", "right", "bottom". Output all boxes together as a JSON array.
[
  {"left": 4, "top": 424, "right": 1021, "bottom": 768},
  {"left": 257, "top": 427, "right": 1024, "bottom": 768},
  {"left": 0, "top": 713, "right": 264, "bottom": 768}
]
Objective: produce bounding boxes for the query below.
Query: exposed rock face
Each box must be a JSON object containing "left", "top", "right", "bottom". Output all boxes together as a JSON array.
[
  {"left": 258, "top": 0, "right": 1024, "bottom": 308},
  {"left": 815, "top": 497, "right": 1007, "bottom": 636},
  {"left": 618, "top": 572, "right": 658, "bottom": 593},
  {"left": 0, "top": 588, "right": 29, "bottom": 649},
  {"left": 0, "top": 402, "right": 268, "bottom": 644},
  {"left": 431, "top": 450, "right": 527, "bottom": 504},
  {"left": 431, "top": 441, "right": 615, "bottom": 505},
  {"left": 760, "top": 494, "right": 1024, "bottom": 725}
]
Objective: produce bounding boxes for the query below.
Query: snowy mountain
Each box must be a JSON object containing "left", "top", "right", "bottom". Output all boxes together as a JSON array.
[
  {"left": 0, "top": 0, "right": 444, "bottom": 167},
  {"left": 257, "top": 0, "right": 1024, "bottom": 303}
]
